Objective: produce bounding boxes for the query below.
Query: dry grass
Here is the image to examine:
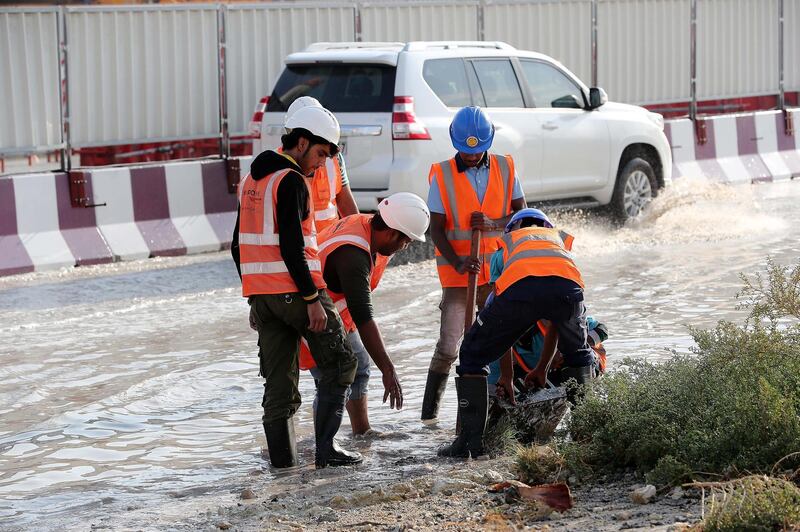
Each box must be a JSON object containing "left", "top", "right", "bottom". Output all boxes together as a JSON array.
[{"left": 687, "top": 475, "right": 800, "bottom": 531}]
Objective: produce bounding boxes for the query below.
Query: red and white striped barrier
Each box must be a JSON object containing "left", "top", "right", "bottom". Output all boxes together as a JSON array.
[
  {"left": 665, "top": 109, "right": 800, "bottom": 183},
  {"left": 0, "top": 172, "right": 113, "bottom": 276},
  {"left": 2, "top": 107, "right": 799, "bottom": 279},
  {"left": 0, "top": 157, "right": 252, "bottom": 276}
]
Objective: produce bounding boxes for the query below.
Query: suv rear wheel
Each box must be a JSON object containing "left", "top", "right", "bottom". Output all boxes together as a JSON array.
[{"left": 610, "top": 157, "right": 658, "bottom": 221}]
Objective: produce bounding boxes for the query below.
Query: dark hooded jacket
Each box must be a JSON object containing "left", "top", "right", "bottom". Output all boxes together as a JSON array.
[{"left": 231, "top": 150, "right": 319, "bottom": 302}]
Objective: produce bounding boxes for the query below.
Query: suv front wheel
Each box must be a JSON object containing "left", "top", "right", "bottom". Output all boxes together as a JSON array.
[{"left": 610, "top": 157, "right": 658, "bottom": 221}]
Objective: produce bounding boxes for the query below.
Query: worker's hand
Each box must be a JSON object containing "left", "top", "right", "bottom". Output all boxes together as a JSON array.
[
  {"left": 456, "top": 257, "right": 482, "bottom": 275},
  {"left": 249, "top": 306, "right": 257, "bottom": 331},
  {"left": 307, "top": 300, "right": 328, "bottom": 332},
  {"left": 496, "top": 375, "right": 516, "bottom": 406},
  {"left": 470, "top": 211, "right": 497, "bottom": 232},
  {"left": 524, "top": 368, "right": 547, "bottom": 390},
  {"left": 381, "top": 366, "right": 403, "bottom": 410}
]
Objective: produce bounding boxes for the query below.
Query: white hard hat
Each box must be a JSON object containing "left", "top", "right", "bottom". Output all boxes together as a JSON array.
[
  {"left": 284, "top": 105, "right": 340, "bottom": 147},
  {"left": 378, "top": 192, "right": 430, "bottom": 242},
  {"left": 284, "top": 96, "right": 322, "bottom": 126}
]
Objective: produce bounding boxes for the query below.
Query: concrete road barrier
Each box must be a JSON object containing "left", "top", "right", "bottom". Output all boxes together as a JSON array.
[
  {"left": 2, "top": 109, "right": 799, "bottom": 278},
  {"left": 665, "top": 109, "right": 800, "bottom": 183},
  {"left": 0, "top": 157, "right": 251, "bottom": 276}
]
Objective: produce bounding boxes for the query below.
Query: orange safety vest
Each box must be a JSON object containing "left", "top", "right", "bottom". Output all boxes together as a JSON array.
[
  {"left": 495, "top": 227, "right": 583, "bottom": 296},
  {"left": 312, "top": 156, "right": 344, "bottom": 234},
  {"left": 278, "top": 147, "right": 343, "bottom": 234},
  {"left": 238, "top": 167, "right": 325, "bottom": 296},
  {"left": 512, "top": 344, "right": 606, "bottom": 373},
  {"left": 428, "top": 154, "right": 516, "bottom": 288},
  {"left": 513, "top": 321, "right": 606, "bottom": 373},
  {"left": 593, "top": 343, "right": 607, "bottom": 374},
  {"left": 298, "top": 213, "right": 390, "bottom": 370},
  {"left": 512, "top": 321, "right": 550, "bottom": 372}
]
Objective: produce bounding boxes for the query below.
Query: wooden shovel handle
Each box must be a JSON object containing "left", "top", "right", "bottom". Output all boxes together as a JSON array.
[{"left": 464, "top": 229, "right": 481, "bottom": 331}]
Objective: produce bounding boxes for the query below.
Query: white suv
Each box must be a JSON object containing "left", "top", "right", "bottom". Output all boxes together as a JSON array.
[{"left": 256, "top": 41, "right": 672, "bottom": 221}]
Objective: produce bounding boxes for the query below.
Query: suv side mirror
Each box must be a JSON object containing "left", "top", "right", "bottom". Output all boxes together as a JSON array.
[
  {"left": 589, "top": 87, "right": 608, "bottom": 110},
  {"left": 552, "top": 94, "right": 583, "bottom": 109}
]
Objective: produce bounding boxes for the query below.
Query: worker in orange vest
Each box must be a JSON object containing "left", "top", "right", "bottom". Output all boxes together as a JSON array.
[
  {"left": 421, "top": 106, "right": 526, "bottom": 423},
  {"left": 299, "top": 193, "right": 431, "bottom": 435},
  {"left": 283, "top": 97, "right": 359, "bottom": 233},
  {"left": 231, "top": 105, "right": 360, "bottom": 469},
  {"left": 438, "top": 208, "right": 594, "bottom": 458}
]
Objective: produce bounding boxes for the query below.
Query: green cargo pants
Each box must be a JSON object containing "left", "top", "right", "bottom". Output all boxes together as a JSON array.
[{"left": 250, "top": 291, "right": 357, "bottom": 423}]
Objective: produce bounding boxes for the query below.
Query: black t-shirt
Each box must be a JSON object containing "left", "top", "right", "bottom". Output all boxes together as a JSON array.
[{"left": 323, "top": 245, "right": 374, "bottom": 326}]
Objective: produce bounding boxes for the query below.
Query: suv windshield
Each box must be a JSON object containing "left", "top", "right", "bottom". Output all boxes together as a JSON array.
[{"left": 266, "top": 63, "right": 396, "bottom": 113}]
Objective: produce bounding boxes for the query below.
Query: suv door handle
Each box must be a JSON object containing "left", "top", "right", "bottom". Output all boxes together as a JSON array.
[{"left": 542, "top": 122, "right": 559, "bottom": 131}]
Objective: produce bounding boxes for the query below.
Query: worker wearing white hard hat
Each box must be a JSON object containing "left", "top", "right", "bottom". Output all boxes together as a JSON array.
[
  {"left": 283, "top": 97, "right": 359, "bottom": 234},
  {"left": 300, "top": 192, "right": 431, "bottom": 436},
  {"left": 232, "top": 103, "right": 361, "bottom": 470}
]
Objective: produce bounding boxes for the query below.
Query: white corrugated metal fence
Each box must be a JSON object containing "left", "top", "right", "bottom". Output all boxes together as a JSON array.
[
  {"left": 67, "top": 5, "right": 220, "bottom": 147},
  {"left": 0, "top": 0, "right": 797, "bottom": 159},
  {"left": 226, "top": 3, "right": 356, "bottom": 139},
  {"left": 0, "top": 8, "right": 61, "bottom": 154}
]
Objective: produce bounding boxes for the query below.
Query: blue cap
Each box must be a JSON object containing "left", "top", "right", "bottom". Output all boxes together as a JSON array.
[
  {"left": 449, "top": 106, "right": 494, "bottom": 154},
  {"left": 504, "top": 208, "right": 554, "bottom": 233}
]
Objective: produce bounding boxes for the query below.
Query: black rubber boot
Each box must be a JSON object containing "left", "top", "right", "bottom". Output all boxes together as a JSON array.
[
  {"left": 421, "top": 370, "right": 449, "bottom": 422},
  {"left": 560, "top": 365, "right": 595, "bottom": 404},
  {"left": 315, "top": 386, "right": 363, "bottom": 468},
  {"left": 327, "top": 439, "right": 363, "bottom": 466},
  {"left": 263, "top": 417, "right": 298, "bottom": 468},
  {"left": 437, "top": 376, "right": 488, "bottom": 459},
  {"left": 559, "top": 365, "right": 594, "bottom": 384}
]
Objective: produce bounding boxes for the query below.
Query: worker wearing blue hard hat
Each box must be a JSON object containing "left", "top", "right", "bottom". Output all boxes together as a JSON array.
[
  {"left": 421, "top": 106, "right": 527, "bottom": 423},
  {"left": 438, "top": 206, "right": 595, "bottom": 459}
]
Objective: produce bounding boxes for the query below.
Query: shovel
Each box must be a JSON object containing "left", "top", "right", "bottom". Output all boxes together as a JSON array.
[
  {"left": 494, "top": 380, "right": 568, "bottom": 445},
  {"left": 464, "top": 228, "right": 481, "bottom": 330}
]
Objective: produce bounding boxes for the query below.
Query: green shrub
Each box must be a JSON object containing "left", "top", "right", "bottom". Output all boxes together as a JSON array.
[{"left": 565, "top": 259, "right": 800, "bottom": 484}]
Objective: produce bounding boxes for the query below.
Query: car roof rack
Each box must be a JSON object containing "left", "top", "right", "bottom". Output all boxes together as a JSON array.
[
  {"left": 402, "top": 41, "right": 515, "bottom": 52},
  {"left": 303, "top": 41, "right": 516, "bottom": 53},
  {"left": 304, "top": 42, "right": 405, "bottom": 52}
]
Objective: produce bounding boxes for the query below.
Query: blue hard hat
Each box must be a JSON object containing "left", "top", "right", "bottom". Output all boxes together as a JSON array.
[
  {"left": 449, "top": 106, "right": 494, "bottom": 154},
  {"left": 505, "top": 208, "right": 554, "bottom": 233}
]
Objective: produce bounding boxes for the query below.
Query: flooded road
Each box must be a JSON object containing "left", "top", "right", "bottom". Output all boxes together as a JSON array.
[{"left": 0, "top": 179, "right": 798, "bottom": 530}]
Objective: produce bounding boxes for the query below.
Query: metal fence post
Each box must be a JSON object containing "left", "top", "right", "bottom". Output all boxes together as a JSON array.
[
  {"left": 478, "top": 0, "right": 485, "bottom": 42},
  {"left": 217, "top": 4, "right": 230, "bottom": 159},
  {"left": 778, "top": 0, "right": 785, "bottom": 112},
  {"left": 354, "top": 2, "right": 362, "bottom": 42},
  {"left": 689, "top": 0, "right": 697, "bottom": 121},
  {"left": 57, "top": 6, "right": 71, "bottom": 172},
  {"left": 591, "top": 0, "right": 598, "bottom": 87}
]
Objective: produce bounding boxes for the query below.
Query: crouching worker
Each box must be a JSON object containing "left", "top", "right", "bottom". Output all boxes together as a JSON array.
[
  {"left": 232, "top": 105, "right": 359, "bottom": 469},
  {"left": 438, "top": 208, "right": 594, "bottom": 458},
  {"left": 488, "top": 317, "right": 609, "bottom": 403},
  {"left": 299, "top": 193, "right": 431, "bottom": 436}
]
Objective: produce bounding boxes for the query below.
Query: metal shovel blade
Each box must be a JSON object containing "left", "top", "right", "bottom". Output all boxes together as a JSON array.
[{"left": 494, "top": 382, "right": 569, "bottom": 444}]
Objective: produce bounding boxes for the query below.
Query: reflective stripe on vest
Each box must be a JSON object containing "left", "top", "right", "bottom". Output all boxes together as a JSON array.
[
  {"left": 495, "top": 227, "right": 584, "bottom": 295},
  {"left": 238, "top": 168, "right": 325, "bottom": 296},
  {"left": 298, "top": 214, "right": 390, "bottom": 371},
  {"left": 431, "top": 154, "right": 516, "bottom": 288},
  {"left": 312, "top": 157, "right": 342, "bottom": 233}
]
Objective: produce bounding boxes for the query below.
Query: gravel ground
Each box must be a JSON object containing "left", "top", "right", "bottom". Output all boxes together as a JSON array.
[{"left": 102, "top": 453, "right": 702, "bottom": 531}]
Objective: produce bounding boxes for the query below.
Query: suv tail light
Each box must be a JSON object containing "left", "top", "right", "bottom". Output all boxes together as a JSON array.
[
  {"left": 248, "top": 96, "right": 269, "bottom": 138},
  {"left": 392, "top": 96, "right": 431, "bottom": 140}
]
